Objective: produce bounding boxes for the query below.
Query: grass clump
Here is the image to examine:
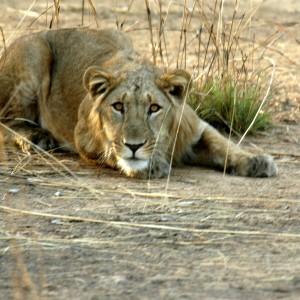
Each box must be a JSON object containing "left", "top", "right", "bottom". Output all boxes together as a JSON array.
[{"left": 189, "top": 75, "right": 273, "bottom": 134}]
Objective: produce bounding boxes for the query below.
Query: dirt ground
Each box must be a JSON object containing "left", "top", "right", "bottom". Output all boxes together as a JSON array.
[{"left": 0, "top": 1, "right": 299, "bottom": 299}]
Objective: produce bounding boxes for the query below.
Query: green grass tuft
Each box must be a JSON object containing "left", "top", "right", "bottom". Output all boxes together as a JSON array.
[{"left": 189, "top": 75, "right": 273, "bottom": 134}]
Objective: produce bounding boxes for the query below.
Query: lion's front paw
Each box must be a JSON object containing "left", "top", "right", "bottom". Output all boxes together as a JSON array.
[
  {"left": 135, "top": 157, "right": 170, "bottom": 179},
  {"left": 244, "top": 155, "right": 278, "bottom": 177},
  {"left": 148, "top": 157, "right": 170, "bottom": 179},
  {"left": 124, "top": 157, "right": 169, "bottom": 179}
]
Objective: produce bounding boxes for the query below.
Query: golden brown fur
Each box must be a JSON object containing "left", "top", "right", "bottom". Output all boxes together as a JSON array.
[{"left": 0, "top": 28, "right": 277, "bottom": 178}]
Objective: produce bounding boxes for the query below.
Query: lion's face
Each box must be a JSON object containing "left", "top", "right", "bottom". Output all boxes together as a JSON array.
[{"left": 75, "top": 65, "right": 191, "bottom": 178}]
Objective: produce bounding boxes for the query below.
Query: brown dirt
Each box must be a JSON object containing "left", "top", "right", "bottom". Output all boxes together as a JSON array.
[{"left": 0, "top": 1, "right": 299, "bottom": 299}]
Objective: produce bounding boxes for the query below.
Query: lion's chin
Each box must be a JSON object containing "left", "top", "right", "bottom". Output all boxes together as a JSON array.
[{"left": 117, "top": 158, "right": 149, "bottom": 177}]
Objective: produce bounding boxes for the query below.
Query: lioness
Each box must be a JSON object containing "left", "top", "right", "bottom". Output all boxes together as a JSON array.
[{"left": 0, "top": 28, "right": 277, "bottom": 178}]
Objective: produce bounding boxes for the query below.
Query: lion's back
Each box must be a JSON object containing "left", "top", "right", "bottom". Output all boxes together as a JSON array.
[{"left": 0, "top": 28, "right": 135, "bottom": 148}]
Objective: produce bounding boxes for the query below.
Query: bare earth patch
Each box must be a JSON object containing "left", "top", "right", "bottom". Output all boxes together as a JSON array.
[{"left": 0, "top": 1, "right": 299, "bottom": 299}]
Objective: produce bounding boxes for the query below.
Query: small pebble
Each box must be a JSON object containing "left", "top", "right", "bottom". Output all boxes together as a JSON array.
[
  {"left": 177, "top": 200, "right": 194, "bottom": 206},
  {"left": 158, "top": 217, "right": 169, "bottom": 222},
  {"left": 9, "top": 188, "right": 20, "bottom": 194},
  {"left": 51, "top": 219, "right": 61, "bottom": 224}
]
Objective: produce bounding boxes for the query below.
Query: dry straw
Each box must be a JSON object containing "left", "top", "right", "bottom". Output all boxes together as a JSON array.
[
  {"left": 1, "top": 205, "right": 300, "bottom": 239},
  {"left": 1, "top": 2, "right": 297, "bottom": 299}
]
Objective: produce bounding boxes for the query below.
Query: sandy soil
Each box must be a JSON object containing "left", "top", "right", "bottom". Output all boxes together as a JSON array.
[{"left": 0, "top": 1, "right": 299, "bottom": 299}]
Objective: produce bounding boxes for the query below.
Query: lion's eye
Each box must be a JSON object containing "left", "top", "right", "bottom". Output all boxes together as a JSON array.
[
  {"left": 149, "top": 104, "right": 161, "bottom": 114},
  {"left": 112, "top": 102, "right": 124, "bottom": 113}
]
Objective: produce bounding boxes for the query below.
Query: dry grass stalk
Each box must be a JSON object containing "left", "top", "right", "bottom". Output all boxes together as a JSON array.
[
  {"left": 0, "top": 27, "right": 6, "bottom": 70},
  {"left": 84, "top": 0, "right": 99, "bottom": 27},
  {"left": 1, "top": 205, "right": 300, "bottom": 239},
  {"left": 5, "top": 194, "right": 42, "bottom": 300},
  {"left": 10, "top": 238, "right": 40, "bottom": 300},
  {"left": 49, "top": 0, "right": 60, "bottom": 28},
  {"left": 0, "top": 0, "right": 37, "bottom": 51},
  {"left": 0, "top": 122, "right": 78, "bottom": 179},
  {"left": 0, "top": 1, "right": 298, "bottom": 299},
  {"left": 144, "top": 0, "right": 157, "bottom": 65},
  {"left": 237, "top": 57, "right": 276, "bottom": 145}
]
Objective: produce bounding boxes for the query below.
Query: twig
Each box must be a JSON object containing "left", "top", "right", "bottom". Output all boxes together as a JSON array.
[
  {"left": 237, "top": 57, "right": 276, "bottom": 146},
  {"left": 144, "top": 0, "right": 156, "bottom": 65},
  {"left": 1, "top": 205, "right": 300, "bottom": 239},
  {"left": 0, "top": 0, "right": 36, "bottom": 55}
]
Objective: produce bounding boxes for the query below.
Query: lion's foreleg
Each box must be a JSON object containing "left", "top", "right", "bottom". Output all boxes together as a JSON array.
[{"left": 188, "top": 123, "right": 278, "bottom": 177}]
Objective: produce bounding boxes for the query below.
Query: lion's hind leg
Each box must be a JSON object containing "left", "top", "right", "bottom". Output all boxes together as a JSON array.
[
  {"left": 1, "top": 120, "right": 58, "bottom": 154},
  {"left": 0, "top": 34, "right": 57, "bottom": 153}
]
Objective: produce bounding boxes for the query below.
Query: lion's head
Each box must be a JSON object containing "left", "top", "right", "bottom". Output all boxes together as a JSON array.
[{"left": 74, "top": 63, "right": 192, "bottom": 178}]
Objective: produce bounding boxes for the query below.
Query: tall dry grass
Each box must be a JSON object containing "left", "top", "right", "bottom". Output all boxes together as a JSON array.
[{"left": 138, "top": 0, "right": 277, "bottom": 135}]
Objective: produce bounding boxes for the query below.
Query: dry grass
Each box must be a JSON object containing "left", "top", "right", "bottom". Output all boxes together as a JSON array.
[
  {"left": 2, "top": 204, "right": 300, "bottom": 239},
  {"left": 0, "top": 1, "right": 300, "bottom": 299}
]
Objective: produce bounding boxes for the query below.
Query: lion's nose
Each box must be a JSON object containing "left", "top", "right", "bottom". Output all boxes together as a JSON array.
[{"left": 124, "top": 142, "right": 145, "bottom": 155}]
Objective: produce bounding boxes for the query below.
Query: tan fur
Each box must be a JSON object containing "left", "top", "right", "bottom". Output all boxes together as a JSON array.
[{"left": 0, "top": 28, "right": 277, "bottom": 178}]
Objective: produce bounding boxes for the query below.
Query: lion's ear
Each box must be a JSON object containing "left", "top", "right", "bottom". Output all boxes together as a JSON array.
[
  {"left": 157, "top": 70, "right": 192, "bottom": 101},
  {"left": 83, "top": 66, "right": 118, "bottom": 98}
]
